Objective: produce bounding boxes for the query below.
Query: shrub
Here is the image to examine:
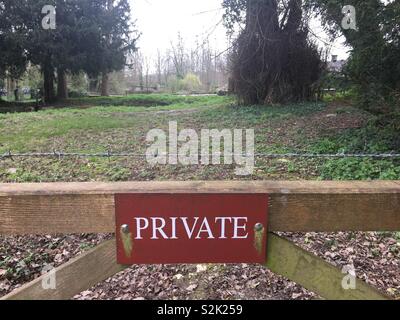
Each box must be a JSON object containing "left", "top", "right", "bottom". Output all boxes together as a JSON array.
[
  {"left": 320, "top": 158, "right": 400, "bottom": 181},
  {"left": 180, "top": 73, "right": 202, "bottom": 93}
]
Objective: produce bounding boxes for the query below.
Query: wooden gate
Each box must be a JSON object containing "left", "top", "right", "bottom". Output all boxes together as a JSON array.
[{"left": 1, "top": 181, "right": 399, "bottom": 300}]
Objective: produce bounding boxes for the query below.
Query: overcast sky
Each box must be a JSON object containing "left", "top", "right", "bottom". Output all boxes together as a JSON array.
[{"left": 129, "top": 0, "right": 349, "bottom": 61}]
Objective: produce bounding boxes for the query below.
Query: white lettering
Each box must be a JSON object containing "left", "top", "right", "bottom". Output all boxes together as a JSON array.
[
  {"left": 135, "top": 218, "right": 149, "bottom": 240},
  {"left": 170, "top": 217, "right": 178, "bottom": 239},
  {"left": 233, "top": 217, "right": 249, "bottom": 239},
  {"left": 215, "top": 217, "right": 232, "bottom": 239},
  {"left": 146, "top": 129, "right": 167, "bottom": 165},
  {"left": 178, "top": 129, "right": 199, "bottom": 165},
  {"left": 42, "top": 5, "right": 56, "bottom": 30},
  {"left": 146, "top": 121, "right": 255, "bottom": 176},
  {"left": 169, "top": 121, "right": 178, "bottom": 165},
  {"left": 196, "top": 218, "right": 215, "bottom": 239},
  {"left": 151, "top": 217, "right": 169, "bottom": 239},
  {"left": 132, "top": 217, "right": 250, "bottom": 240},
  {"left": 181, "top": 217, "right": 199, "bottom": 239},
  {"left": 234, "top": 129, "right": 255, "bottom": 176}
]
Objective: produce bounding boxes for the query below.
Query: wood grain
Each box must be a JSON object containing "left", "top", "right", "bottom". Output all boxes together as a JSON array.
[
  {"left": 1, "top": 181, "right": 400, "bottom": 235},
  {"left": 1, "top": 180, "right": 400, "bottom": 195},
  {"left": 1, "top": 239, "right": 127, "bottom": 300},
  {"left": 266, "top": 234, "right": 390, "bottom": 300}
]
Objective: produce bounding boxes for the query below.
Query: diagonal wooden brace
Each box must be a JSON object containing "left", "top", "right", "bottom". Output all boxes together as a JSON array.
[
  {"left": 2, "top": 239, "right": 127, "bottom": 300},
  {"left": 266, "top": 234, "right": 390, "bottom": 300}
]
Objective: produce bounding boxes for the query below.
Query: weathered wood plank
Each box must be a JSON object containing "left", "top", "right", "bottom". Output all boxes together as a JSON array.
[
  {"left": 1, "top": 239, "right": 127, "bottom": 300},
  {"left": 0, "top": 194, "right": 115, "bottom": 235},
  {"left": 269, "top": 193, "right": 400, "bottom": 232},
  {"left": 1, "top": 181, "right": 400, "bottom": 235},
  {"left": 2, "top": 181, "right": 400, "bottom": 195},
  {"left": 266, "top": 234, "right": 391, "bottom": 300}
]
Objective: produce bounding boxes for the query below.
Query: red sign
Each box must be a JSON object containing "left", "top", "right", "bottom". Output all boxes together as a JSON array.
[{"left": 115, "top": 194, "right": 268, "bottom": 265}]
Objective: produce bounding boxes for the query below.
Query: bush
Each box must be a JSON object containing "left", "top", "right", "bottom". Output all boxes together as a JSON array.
[
  {"left": 180, "top": 73, "right": 202, "bottom": 93},
  {"left": 68, "top": 89, "right": 88, "bottom": 98},
  {"left": 311, "top": 113, "right": 400, "bottom": 155},
  {"left": 69, "top": 73, "right": 89, "bottom": 97},
  {"left": 166, "top": 74, "right": 203, "bottom": 93},
  {"left": 320, "top": 158, "right": 400, "bottom": 181}
]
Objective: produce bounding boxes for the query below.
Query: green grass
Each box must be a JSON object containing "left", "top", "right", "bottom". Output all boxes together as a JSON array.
[
  {"left": 322, "top": 90, "right": 356, "bottom": 104},
  {"left": 0, "top": 94, "right": 33, "bottom": 103},
  {"left": 199, "top": 102, "right": 326, "bottom": 125},
  {"left": 0, "top": 112, "right": 138, "bottom": 152},
  {"left": 0, "top": 95, "right": 232, "bottom": 153},
  {"left": 1, "top": 94, "right": 400, "bottom": 182},
  {"left": 68, "top": 93, "right": 228, "bottom": 108}
]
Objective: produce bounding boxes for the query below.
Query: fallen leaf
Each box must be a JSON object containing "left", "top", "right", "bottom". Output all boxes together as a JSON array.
[
  {"left": 81, "top": 290, "right": 92, "bottom": 297},
  {"left": 196, "top": 264, "right": 207, "bottom": 273},
  {"left": 173, "top": 274, "right": 184, "bottom": 280},
  {"left": 186, "top": 284, "right": 198, "bottom": 291}
]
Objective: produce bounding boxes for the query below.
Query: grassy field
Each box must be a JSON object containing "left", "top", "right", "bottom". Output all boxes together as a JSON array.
[
  {"left": 1, "top": 93, "right": 400, "bottom": 182},
  {"left": 1, "top": 94, "right": 400, "bottom": 300}
]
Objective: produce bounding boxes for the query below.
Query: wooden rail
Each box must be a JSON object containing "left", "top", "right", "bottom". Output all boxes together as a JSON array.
[
  {"left": 1, "top": 181, "right": 400, "bottom": 235},
  {"left": 0, "top": 181, "right": 398, "bottom": 300}
]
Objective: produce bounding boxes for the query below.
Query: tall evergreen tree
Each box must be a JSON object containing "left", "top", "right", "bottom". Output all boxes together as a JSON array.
[
  {"left": 1, "top": 0, "right": 137, "bottom": 102},
  {"left": 0, "top": 1, "right": 28, "bottom": 80},
  {"left": 82, "top": 0, "right": 137, "bottom": 96}
]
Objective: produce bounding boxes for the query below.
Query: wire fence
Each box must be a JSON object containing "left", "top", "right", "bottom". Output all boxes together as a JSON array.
[{"left": 2, "top": 151, "right": 400, "bottom": 160}]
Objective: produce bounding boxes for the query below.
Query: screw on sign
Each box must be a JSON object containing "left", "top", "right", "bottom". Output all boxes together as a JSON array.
[{"left": 115, "top": 194, "right": 269, "bottom": 265}]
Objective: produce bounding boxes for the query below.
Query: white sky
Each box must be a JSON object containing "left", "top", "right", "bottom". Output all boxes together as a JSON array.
[
  {"left": 130, "top": 0, "right": 349, "bottom": 61},
  {"left": 129, "top": 0, "right": 227, "bottom": 56}
]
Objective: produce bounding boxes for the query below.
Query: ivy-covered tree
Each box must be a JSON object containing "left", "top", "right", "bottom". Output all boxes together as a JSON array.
[{"left": 223, "top": 0, "right": 324, "bottom": 105}]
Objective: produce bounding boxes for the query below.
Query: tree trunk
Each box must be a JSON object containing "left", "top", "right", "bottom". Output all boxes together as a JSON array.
[
  {"left": 228, "top": 77, "right": 235, "bottom": 94},
  {"left": 89, "top": 78, "right": 99, "bottom": 93},
  {"left": 57, "top": 69, "right": 68, "bottom": 100},
  {"left": 101, "top": 72, "right": 109, "bottom": 96},
  {"left": 43, "top": 63, "right": 55, "bottom": 104},
  {"left": 6, "top": 76, "right": 15, "bottom": 100},
  {"left": 231, "top": 0, "right": 321, "bottom": 105},
  {"left": 14, "top": 81, "right": 19, "bottom": 101}
]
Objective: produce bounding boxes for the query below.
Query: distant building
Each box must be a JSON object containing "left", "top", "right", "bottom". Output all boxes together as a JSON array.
[{"left": 327, "top": 55, "right": 347, "bottom": 73}]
